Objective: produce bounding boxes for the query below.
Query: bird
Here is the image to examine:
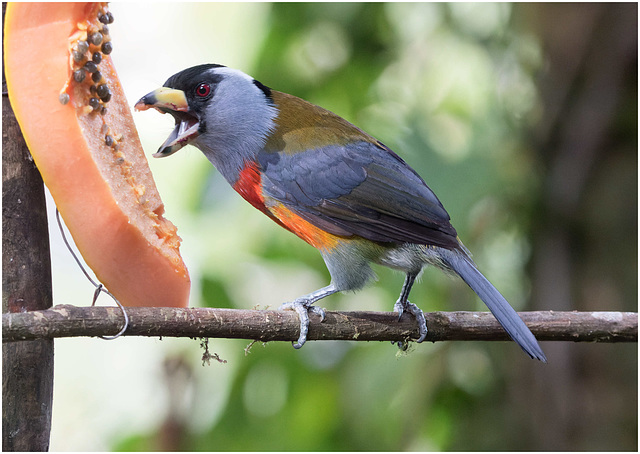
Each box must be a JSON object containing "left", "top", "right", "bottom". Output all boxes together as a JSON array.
[{"left": 135, "top": 63, "right": 547, "bottom": 362}]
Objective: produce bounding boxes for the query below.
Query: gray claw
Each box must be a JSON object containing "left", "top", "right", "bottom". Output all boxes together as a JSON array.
[
  {"left": 394, "top": 300, "right": 427, "bottom": 343},
  {"left": 393, "top": 300, "right": 404, "bottom": 321},
  {"left": 279, "top": 300, "right": 325, "bottom": 348},
  {"left": 308, "top": 305, "right": 326, "bottom": 322}
]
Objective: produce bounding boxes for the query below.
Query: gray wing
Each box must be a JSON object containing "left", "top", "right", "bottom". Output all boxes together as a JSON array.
[{"left": 257, "top": 141, "right": 459, "bottom": 249}]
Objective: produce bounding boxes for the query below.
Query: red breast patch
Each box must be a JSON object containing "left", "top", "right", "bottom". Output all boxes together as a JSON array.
[{"left": 233, "top": 161, "right": 267, "bottom": 213}]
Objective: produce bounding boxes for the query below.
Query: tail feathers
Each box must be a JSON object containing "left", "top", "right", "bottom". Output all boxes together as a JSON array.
[{"left": 444, "top": 252, "right": 547, "bottom": 362}]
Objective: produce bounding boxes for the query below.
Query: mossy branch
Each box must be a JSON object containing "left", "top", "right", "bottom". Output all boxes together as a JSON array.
[{"left": 2, "top": 306, "right": 637, "bottom": 344}]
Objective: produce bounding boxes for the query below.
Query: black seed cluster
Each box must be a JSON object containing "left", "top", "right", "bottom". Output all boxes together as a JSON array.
[
  {"left": 60, "top": 7, "right": 121, "bottom": 149},
  {"left": 98, "top": 11, "right": 114, "bottom": 25},
  {"left": 65, "top": 6, "right": 115, "bottom": 117}
]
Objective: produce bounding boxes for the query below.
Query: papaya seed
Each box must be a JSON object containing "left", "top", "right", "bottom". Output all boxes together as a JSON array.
[
  {"left": 73, "top": 69, "right": 86, "bottom": 83},
  {"left": 59, "top": 93, "right": 70, "bottom": 105},
  {"left": 72, "top": 50, "right": 85, "bottom": 63},
  {"left": 92, "top": 71, "right": 103, "bottom": 83},
  {"left": 98, "top": 11, "right": 114, "bottom": 25},
  {"left": 76, "top": 40, "right": 89, "bottom": 54},
  {"left": 96, "top": 84, "right": 109, "bottom": 99},
  {"left": 92, "top": 52, "right": 102, "bottom": 64},
  {"left": 89, "top": 97, "right": 101, "bottom": 111},
  {"left": 89, "top": 32, "right": 103, "bottom": 46},
  {"left": 84, "top": 61, "right": 98, "bottom": 73},
  {"left": 101, "top": 41, "right": 113, "bottom": 55}
]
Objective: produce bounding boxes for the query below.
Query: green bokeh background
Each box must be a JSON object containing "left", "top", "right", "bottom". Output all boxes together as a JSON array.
[{"left": 45, "top": 3, "right": 636, "bottom": 451}]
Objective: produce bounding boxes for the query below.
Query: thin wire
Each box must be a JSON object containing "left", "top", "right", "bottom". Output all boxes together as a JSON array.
[{"left": 55, "top": 208, "right": 129, "bottom": 339}]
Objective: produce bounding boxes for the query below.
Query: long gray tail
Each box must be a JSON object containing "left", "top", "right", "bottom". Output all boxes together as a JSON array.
[{"left": 441, "top": 251, "right": 547, "bottom": 362}]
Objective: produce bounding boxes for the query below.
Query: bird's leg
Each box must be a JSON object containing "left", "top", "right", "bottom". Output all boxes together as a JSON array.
[
  {"left": 279, "top": 284, "right": 337, "bottom": 349},
  {"left": 393, "top": 272, "right": 427, "bottom": 345}
]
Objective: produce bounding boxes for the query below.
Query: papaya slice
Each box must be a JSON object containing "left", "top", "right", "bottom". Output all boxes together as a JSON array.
[{"left": 4, "top": 2, "right": 190, "bottom": 307}]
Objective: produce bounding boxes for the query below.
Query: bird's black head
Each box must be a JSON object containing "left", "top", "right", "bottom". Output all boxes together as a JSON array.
[
  {"left": 163, "top": 64, "right": 225, "bottom": 112},
  {"left": 135, "top": 64, "right": 276, "bottom": 158},
  {"left": 135, "top": 64, "right": 228, "bottom": 156}
]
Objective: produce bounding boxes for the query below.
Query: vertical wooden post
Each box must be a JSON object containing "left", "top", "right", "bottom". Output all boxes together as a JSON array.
[{"left": 2, "top": 4, "right": 55, "bottom": 451}]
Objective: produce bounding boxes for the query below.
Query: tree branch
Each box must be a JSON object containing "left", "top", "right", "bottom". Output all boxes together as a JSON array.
[
  {"left": 2, "top": 306, "right": 637, "bottom": 344},
  {"left": 3, "top": 4, "right": 54, "bottom": 451}
]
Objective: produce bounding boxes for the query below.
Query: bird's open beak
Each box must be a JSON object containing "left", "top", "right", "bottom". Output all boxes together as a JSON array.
[{"left": 135, "top": 87, "right": 200, "bottom": 158}]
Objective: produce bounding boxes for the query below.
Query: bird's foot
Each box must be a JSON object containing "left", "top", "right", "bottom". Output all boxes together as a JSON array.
[
  {"left": 279, "top": 299, "right": 326, "bottom": 349},
  {"left": 393, "top": 299, "right": 427, "bottom": 347}
]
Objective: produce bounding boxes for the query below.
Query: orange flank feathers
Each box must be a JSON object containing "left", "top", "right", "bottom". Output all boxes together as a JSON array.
[
  {"left": 233, "top": 162, "right": 341, "bottom": 251},
  {"left": 4, "top": 2, "right": 190, "bottom": 307},
  {"left": 269, "top": 205, "right": 340, "bottom": 252}
]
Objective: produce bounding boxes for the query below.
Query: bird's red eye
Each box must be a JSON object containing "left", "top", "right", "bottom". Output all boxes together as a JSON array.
[{"left": 195, "top": 83, "right": 211, "bottom": 97}]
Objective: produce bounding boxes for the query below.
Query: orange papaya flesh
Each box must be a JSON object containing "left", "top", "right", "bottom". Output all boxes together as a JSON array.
[{"left": 4, "top": 2, "right": 190, "bottom": 308}]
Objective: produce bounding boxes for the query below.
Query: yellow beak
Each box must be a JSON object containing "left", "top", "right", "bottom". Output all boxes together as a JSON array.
[
  {"left": 134, "top": 87, "right": 189, "bottom": 113},
  {"left": 135, "top": 87, "right": 199, "bottom": 157}
]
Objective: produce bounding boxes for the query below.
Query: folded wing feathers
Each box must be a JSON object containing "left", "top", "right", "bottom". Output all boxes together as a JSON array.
[{"left": 259, "top": 141, "right": 459, "bottom": 248}]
